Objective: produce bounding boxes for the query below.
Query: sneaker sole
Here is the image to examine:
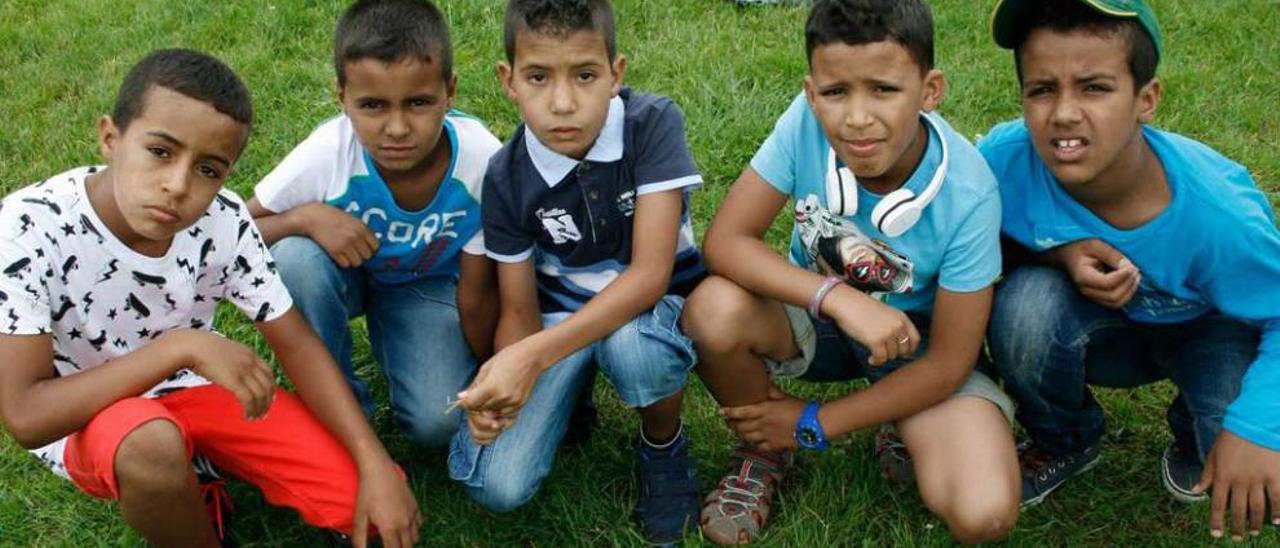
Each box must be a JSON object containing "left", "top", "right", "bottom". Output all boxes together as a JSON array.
[
  {"left": 1161, "top": 456, "right": 1209, "bottom": 504},
  {"left": 1021, "top": 453, "right": 1102, "bottom": 508}
]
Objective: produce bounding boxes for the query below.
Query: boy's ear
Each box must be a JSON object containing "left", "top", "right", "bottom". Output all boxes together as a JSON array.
[
  {"left": 609, "top": 55, "right": 627, "bottom": 97},
  {"left": 1136, "top": 77, "right": 1162, "bottom": 124},
  {"left": 97, "top": 115, "right": 119, "bottom": 161},
  {"left": 920, "top": 69, "right": 947, "bottom": 112},
  {"left": 497, "top": 61, "right": 518, "bottom": 101},
  {"left": 447, "top": 73, "right": 458, "bottom": 108},
  {"left": 335, "top": 80, "right": 346, "bottom": 108},
  {"left": 802, "top": 74, "right": 816, "bottom": 106}
]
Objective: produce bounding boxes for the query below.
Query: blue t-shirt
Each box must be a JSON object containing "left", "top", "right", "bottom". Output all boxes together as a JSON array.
[
  {"left": 750, "top": 93, "right": 1002, "bottom": 314},
  {"left": 483, "top": 88, "right": 705, "bottom": 313},
  {"left": 981, "top": 119, "right": 1280, "bottom": 450},
  {"left": 255, "top": 112, "right": 501, "bottom": 285}
]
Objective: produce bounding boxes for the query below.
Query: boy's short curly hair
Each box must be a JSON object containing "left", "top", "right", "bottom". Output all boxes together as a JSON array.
[
  {"left": 1010, "top": 0, "right": 1157, "bottom": 90},
  {"left": 805, "top": 0, "right": 935, "bottom": 73},
  {"left": 334, "top": 0, "right": 452, "bottom": 86},
  {"left": 112, "top": 49, "right": 252, "bottom": 135},
  {"left": 504, "top": 0, "right": 617, "bottom": 64}
]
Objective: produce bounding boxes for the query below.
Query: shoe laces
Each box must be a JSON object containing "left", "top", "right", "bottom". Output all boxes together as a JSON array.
[
  {"left": 875, "top": 427, "right": 908, "bottom": 458},
  {"left": 712, "top": 451, "right": 779, "bottom": 516},
  {"left": 1019, "top": 444, "right": 1076, "bottom": 481},
  {"left": 201, "top": 479, "right": 234, "bottom": 544}
]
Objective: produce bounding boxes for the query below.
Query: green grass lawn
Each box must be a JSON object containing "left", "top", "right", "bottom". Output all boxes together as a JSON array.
[{"left": 1, "top": 0, "right": 1278, "bottom": 545}]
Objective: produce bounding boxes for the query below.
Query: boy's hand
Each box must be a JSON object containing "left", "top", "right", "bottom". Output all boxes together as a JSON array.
[
  {"left": 825, "top": 286, "right": 920, "bottom": 366},
  {"left": 465, "top": 409, "right": 511, "bottom": 446},
  {"left": 456, "top": 342, "right": 543, "bottom": 441},
  {"left": 352, "top": 457, "right": 421, "bottom": 548},
  {"left": 1194, "top": 431, "right": 1280, "bottom": 541},
  {"left": 719, "top": 387, "right": 806, "bottom": 452},
  {"left": 300, "top": 203, "right": 379, "bottom": 268},
  {"left": 164, "top": 330, "right": 275, "bottom": 420},
  {"left": 1053, "top": 239, "right": 1140, "bottom": 309}
]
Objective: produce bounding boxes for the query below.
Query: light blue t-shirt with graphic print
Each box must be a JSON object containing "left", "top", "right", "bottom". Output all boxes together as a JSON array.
[
  {"left": 255, "top": 112, "right": 502, "bottom": 285},
  {"left": 750, "top": 93, "right": 1002, "bottom": 314},
  {"left": 980, "top": 119, "right": 1280, "bottom": 450}
]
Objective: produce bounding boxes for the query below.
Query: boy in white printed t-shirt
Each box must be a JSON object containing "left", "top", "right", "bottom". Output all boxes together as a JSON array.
[
  {"left": 248, "top": 0, "right": 502, "bottom": 447},
  {"left": 0, "top": 49, "right": 419, "bottom": 547}
]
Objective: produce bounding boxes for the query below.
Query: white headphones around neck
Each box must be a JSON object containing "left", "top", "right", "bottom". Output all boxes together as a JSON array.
[{"left": 825, "top": 113, "right": 950, "bottom": 238}]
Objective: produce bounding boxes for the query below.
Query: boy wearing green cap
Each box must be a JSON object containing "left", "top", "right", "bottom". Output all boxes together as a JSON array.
[{"left": 981, "top": 0, "right": 1280, "bottom": 540}]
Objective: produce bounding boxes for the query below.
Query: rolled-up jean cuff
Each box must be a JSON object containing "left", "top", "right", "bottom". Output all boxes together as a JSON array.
[{"left": 607, "top": 295, "right": 698, "bottom": 408}]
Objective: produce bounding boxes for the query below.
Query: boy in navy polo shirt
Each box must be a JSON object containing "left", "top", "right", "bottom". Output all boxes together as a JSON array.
[
  {"left": 451, "top": 0, "right": 703, "bottom": 543},
  {"left": 680, "top": 0, "right": 1019, "bottom": 544},
  {"left": 248, "top": 0, "right": 501, "bottom": 448},
  {"left": 982, "top": 0, "right": 1280, "bottom": 539}
]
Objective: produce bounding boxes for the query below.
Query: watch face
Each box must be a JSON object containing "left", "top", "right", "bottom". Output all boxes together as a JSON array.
[{"left": 797, "top": 428, "right": 819, "bottom": 447}]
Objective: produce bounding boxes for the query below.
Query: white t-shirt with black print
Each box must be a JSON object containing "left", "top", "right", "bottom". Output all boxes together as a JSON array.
[{"left": 0, "top": 166, "right": 293, "bottom": 479}]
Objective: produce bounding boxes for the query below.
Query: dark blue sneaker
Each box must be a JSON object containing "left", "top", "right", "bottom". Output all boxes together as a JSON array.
[
  {"left": 1162, "top": 442, "right": 1208, "bottom": 503},
  {"left": 634, "top": 429, "right": 700, "bottom": 545},
  {"left": 1018, "top": 441, "right": 1101, "bottom": 507}
]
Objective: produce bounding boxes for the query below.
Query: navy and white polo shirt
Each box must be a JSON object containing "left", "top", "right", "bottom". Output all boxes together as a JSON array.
[{"left": 483, "top": 88, "right": 705, "bottom": 313}]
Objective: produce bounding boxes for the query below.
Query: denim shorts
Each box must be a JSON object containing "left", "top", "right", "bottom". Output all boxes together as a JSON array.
[{"left": 765, "top": 303, "right": 1014, "bottom": 423}]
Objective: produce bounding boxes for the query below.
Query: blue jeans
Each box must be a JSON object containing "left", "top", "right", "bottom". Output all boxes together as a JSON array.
[
  {"left": 272, "top": 236, "right": 475, "bottom": 448},
  {"left": 988, "top": 266, "right": 1259, "bottom": 461},
  {"left": 447, "top": 295, "right": 696, "bottom": 512}
]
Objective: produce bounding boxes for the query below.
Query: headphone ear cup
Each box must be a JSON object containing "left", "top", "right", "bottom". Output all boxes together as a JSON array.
[
  {"left": 826, "top": 166, "right": 858, "bottom": 217},
  {"left": 872, "top": 188, "right": 918, "bottom": 237},
  {"left": 878, "top": 206, "right": 923, "bottom": 238}
]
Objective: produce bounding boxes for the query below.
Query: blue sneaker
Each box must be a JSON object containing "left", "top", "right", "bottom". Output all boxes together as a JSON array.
[
  {"left": 1162, "top": 442, "right": 1208, "bottom": 504},
  {"left": 634, "top": 428, "right": 700, "bottom": 544},
  {"left": 1019, "top": 441, "right": 1101, "bottom": 507}
]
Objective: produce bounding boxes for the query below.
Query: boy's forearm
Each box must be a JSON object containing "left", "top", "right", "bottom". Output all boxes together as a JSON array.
[
  {"left": 2, "top": 334, "right": 188, "bottom": 448},
  {"left": 817, "top": 355, "right": 969, "bottom": 439},
  {"left": 1223, "top": 321, "right": 1280, "bottom": 450},
  {"left": 706, "top": 231, "right": 832, "bottom": 309},
  {"left": 264, "top": 316, "right": 391, "bottom": 468},
  {"left": 458, "top": 254, "right": 499, "bottom": 360},
  {"left": 819, "top": 286, "right": 987, "bottom": 439},
  {"left": 251, "top": 206, "right": 310, "bottom": 248},
  {"left": 525, "top": 263, "right": 670, "bottom": 372},
  {"left": 459, "top": 296, "right": 498, "bottom": 361}
]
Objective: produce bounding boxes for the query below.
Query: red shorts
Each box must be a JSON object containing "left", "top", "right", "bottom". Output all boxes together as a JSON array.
[{"left": 63, "top": 385, "right": 361, "bottom": 533}]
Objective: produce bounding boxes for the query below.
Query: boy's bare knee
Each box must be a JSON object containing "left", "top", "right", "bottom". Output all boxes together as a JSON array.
[
  {"left": 114, "top": 419, "right": 191, "bottom": 493},
  {"left": 681, "top": 276, "right": 756, "bottom": 353},
  {"left": 943, "top": 498, "right": 1018, "bottom": 545}
]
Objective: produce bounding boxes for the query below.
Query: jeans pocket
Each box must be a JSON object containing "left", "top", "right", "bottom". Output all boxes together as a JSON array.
[{"left": 447, "top": 428, "right": 486, "bottom": 489}]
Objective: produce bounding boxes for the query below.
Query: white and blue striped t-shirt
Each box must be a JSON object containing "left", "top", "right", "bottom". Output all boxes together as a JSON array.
[{"left": 255, "top": 112, "right": 501, "bottom": 285}]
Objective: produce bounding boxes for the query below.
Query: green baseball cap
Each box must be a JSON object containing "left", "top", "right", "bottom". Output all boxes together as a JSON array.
[{"left": 990, "top": 0, "right": 1163, "bottom": 63}]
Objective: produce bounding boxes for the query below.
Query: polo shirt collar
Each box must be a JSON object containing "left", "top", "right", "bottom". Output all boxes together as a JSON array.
[{"left": 525, "top": 95, "right": 625, "bottom": 187}]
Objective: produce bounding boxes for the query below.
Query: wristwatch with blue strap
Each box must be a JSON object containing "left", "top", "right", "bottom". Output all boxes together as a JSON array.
[{"left": 794, "top": 401, "right": 830, "bottom": 450}]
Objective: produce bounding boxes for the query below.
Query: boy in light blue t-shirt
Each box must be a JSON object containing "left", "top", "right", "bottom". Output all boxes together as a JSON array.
[
  {"left": 681, "top": 0, "right": 1019, "bottom": 544},
  {"left": 983, "top": 1, "right": 1280, "bottom": 538}
]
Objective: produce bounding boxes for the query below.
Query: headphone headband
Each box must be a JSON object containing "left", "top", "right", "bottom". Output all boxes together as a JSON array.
[{"left": 824, "top": 112, "right": 950, "bottom": 237}]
